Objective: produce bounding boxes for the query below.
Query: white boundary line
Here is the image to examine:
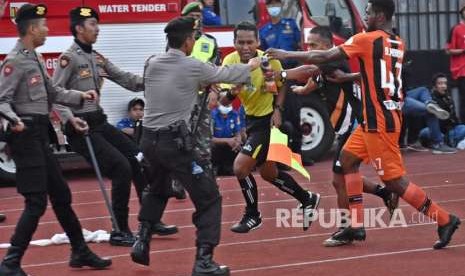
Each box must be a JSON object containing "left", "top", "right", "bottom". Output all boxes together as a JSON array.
[
  {"left": 1, "top": 196, "right": 464, "bottom": 232},
  {"left": 2, "top": 174, "right": 465, "bottom": 214},
  {"left": 233, "top": 243, "right": 465, "bottom": 273},
  {"left": 1, "top": 167, "right": 465, "bottom": 202}
]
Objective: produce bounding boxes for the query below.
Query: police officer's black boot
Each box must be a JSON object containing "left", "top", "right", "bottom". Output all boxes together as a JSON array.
[
  {"left": 130, "top": 221, "right": 152, "bottom": 266},
  {"left": 171, "top": 179, "right": 187, "bottom": 200},
  {"left": 0, "top": 246, "right": 28, "bottom": 276},
  {"left": 109, "top": 214, "right": 136, "bottom": 247},
  {"left": 69, "top": 244, "right": 112, "bottom": 269},
  {"left": 151, "top": 221, "right": 179, "bottom": 236},
  {"left": 192, "top": 246, "right": 230, "bottom": 276}
]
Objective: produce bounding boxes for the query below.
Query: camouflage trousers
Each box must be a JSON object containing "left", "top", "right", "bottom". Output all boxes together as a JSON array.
[{"left": 190, "top": 92, "right": 214, "bottom": 179}]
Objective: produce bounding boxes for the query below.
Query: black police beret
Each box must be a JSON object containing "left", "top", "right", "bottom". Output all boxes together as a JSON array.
[
  {"left": 69, "top": 7, "right": 99, "bottom": 23},
  {"left": 15, "top": 4, "right": 47, "bottom": 23},
  {"left": 164, "top": 16, "right": 199, "bottom": 34}
]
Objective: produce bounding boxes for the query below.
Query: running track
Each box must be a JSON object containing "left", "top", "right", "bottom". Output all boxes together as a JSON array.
[{"left": 0, "top": 150, "right": 464, "bottom": 276}]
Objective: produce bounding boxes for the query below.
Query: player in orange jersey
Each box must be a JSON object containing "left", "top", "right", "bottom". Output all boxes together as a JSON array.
[{"left": 267, "top": 0, "right": 460, "bottom": 249}]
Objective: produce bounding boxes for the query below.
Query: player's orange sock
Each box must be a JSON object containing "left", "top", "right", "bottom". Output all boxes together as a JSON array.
[
  {"left": 401, "top": 182, "right": 450, "bottom": 226},
  {"left": 345, "top": 172, "right": 364, "bottom": 227}
]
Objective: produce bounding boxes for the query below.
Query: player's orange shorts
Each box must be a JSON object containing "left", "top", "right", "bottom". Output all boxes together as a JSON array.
[{"left": 342, "top": 125, "right": 406, "bottom": 181}]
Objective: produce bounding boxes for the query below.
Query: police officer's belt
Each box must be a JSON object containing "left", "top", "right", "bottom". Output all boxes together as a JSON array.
[
  {"left": 143, "top": 127, "right": 179, "bottom": 140},
  {"left": 18, "top": 114, "right": 50, "bottom": 125}
]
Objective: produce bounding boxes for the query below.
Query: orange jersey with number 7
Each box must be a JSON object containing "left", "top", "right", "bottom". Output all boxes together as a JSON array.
[{"left": 339, "top": 30, "right": 405, "bottom": 133}]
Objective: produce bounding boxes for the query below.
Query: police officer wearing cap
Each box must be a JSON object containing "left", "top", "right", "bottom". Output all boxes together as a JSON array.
[
  {"left": 52, "top": 6, "right": 178, "bottom": 246},
  {"left": 164, "top": 1, "right": 222, "bottom": 202},
  {"left": 130, "top": 16, "right": 260, "bottom": 276},
  {"left": 0, "top": 4, "right": 112, "bottom": 275}
]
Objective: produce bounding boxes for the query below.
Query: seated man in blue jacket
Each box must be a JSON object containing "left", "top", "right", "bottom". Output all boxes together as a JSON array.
[
  {"left": 211, "top": 103, "right": 243, "bottom": 175},
  {"left": 419, "top": 73, "right": 465, "bottom": 148}
]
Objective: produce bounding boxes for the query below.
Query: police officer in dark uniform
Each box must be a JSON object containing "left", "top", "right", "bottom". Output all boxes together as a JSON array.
[
  {"left": 52, "top": 7, "right": 177, "bottom": 246},
  {"left": 130, "top": 17, "right": 260, "bottom": 276},
  {"left": 0, "top": 4, "right": 111, "bottom": 275}
]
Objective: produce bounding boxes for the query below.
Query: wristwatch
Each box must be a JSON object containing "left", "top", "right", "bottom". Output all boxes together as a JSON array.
[{"left": 279, "top": 70, "right": 287, "bottom": 83}]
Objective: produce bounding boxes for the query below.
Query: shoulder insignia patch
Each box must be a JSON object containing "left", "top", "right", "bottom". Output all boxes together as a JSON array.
[
  {"left": 3, "top": 65, "right": 13, "bottom": 77},
  {"left": 60, "top": 56, "right": 70, "bottom": 68}
]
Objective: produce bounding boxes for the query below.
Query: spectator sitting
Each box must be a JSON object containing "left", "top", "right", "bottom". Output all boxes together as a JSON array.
[
  {"left": 403, "top": 85, "right": 457, "bottom": 154},
  {"left": 116, "top": 98, "right": 144, "bottom": 139},
  {"left": 211, "top": 103, "right": 242, "bottom": 176},
  {"left": 419, "top": 73, "right": 465, "bottom": 149},
  {"left": 200, "top": 0, "right": 221, "bottom": 26}
]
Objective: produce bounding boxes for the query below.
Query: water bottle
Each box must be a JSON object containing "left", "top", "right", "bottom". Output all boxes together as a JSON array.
[{"left": 260, "top": 56, "right": 278, "bottom": 94}]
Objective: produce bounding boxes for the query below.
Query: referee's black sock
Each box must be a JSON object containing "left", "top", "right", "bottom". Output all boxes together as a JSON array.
[
  {"left": 271, "top": 171, "right": 309, "bottom": 204},
  {"left": 238, "top": 174, "right": 259, "bottom": 216}
]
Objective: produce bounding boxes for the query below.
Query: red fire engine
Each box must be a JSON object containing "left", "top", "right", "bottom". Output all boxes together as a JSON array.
[{"left": 0, "top": 0, "right": 365, "bottom": 181}]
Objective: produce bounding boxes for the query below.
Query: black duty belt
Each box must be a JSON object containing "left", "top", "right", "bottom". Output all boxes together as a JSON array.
[
  {"left": 142, "top": 127, "right": 180, "bottom": 141},
  {"left": 18, "top": 114, "right": 50, "bottom": 125}
]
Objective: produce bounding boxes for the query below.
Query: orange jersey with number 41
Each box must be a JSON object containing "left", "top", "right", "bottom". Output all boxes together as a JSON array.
[{"left": 339, "top": 30, "right": 405, "bottom": 133}]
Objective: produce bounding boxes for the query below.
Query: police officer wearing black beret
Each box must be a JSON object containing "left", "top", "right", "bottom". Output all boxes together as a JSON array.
[
  {"left": 0, "top": 4, "right": 111, "bottom": 275},
  {"left": 130, "top": 16, "right": 260, "bottom": 276},
  {"left": 53, "top": 6, "right": 178, "bottom": 246}
]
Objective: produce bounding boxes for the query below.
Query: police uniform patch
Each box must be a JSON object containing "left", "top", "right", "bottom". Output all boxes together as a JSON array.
[
  {"left": 3, "top": 65, "right": 13, "bottom": 77},
  {"left": 201, "top": 42, "right": 210, "bottom": 53},
  {"left": 36, "top": 6, "right": 46, "bottom": 15},
  {"left": 60, "top": 56, "right": 70, "bottom": 68},
  {"left": 79, "top": 68, "right": 92, "bottom": 78},
  {"left": 28, "top": 74, "right": 42, "bottom": 86},
  {"left": 80, "top": 8, "right": 92, "bottom": 17}
]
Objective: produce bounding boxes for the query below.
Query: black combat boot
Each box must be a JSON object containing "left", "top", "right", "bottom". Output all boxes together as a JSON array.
[
  {"left": 69, "top": 245, "right": 112, "bottom": 269},
  {"left": 0, "top": 246, "right": 28, "bottom": 276},
  {"left": 130, "top": 221, "right": 152, "bottom": 266},
  {"left": 151, "top": 222, "right": 179, "bottom": 236},
  {"left": 192, "top": 246, "right": 230, "bottom": 276}
]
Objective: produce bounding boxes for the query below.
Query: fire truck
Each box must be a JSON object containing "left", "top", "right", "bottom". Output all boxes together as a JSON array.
[{"left": 0, "top": 0, "right": 365, "bottom": 181}]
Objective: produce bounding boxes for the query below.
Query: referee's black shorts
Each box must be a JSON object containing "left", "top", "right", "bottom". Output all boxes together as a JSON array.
[{"left": 241, "top": 113, "right": 273, "bottom": 167}]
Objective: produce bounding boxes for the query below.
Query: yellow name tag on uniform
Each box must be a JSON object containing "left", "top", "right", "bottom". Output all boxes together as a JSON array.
[{"left": 79, "top": 68, "right": 92, "bottom": 78}]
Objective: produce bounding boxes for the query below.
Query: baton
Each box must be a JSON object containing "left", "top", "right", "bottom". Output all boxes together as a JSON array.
[{"left": 84, "top": 132, "right": 121, "bottom": 232}]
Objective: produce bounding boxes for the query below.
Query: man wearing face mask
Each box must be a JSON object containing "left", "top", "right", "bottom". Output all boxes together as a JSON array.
[
  {"left": 259, "top": 0, "right": 300, "bottom": 69},
  {"left": 211, "top": 103, "right": 243, "bottom": 176}
]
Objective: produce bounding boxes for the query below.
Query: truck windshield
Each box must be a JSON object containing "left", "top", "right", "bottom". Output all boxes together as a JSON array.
[{"left": 305, "top": 0, "right": 355, "bottom": 38}]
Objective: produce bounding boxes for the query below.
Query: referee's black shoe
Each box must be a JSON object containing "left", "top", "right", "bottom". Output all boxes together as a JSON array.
[
  {"left": 433, "top": 215, "right": 461, "bottom": 249},
  {"left": 230, "top": 213, "right": 262, "bottom": 233},
  {"left": 192, "top": 246, "right": 230, "bottom": 276}
]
